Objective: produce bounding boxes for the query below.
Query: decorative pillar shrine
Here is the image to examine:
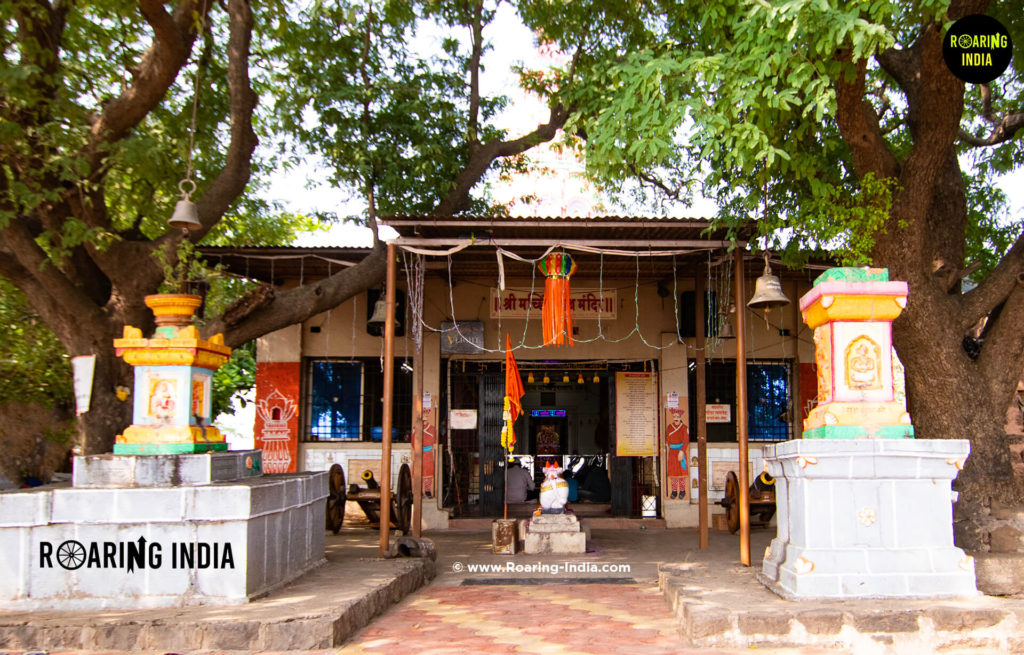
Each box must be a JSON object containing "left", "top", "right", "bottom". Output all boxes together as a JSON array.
[
  {"left": 113, "top": 295, "right": 231, "bottom": 454},
  {"left": 759, "top": 268, "right": 977, "bottom": 598},
  {"left": 801, "top": 267, "right": 913, "bottom": 439},
  {"left": 0, "top": 294, "right": 327, "bottom": 609}
]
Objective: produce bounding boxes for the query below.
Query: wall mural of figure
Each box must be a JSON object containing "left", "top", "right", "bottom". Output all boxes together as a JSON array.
[
  {"left": 666, "top": 407, "right": 690, "bottom": 500},
  {"left": 148, "top": 378, "right": 177, "bottom": 425},
  {"left": 846, "top": 335, "right": 882, "bottom": 390}
]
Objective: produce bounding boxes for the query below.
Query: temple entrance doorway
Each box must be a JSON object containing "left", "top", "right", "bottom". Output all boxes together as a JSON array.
[{"left": 441, "top": 359, "right": 659, "bottom": 520}]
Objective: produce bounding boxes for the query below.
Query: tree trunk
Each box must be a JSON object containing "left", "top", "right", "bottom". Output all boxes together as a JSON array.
[
  {"left": 76, "top": 347, "right": 134, "bottom": 455},
  {"left": 57, "top": 308, "right": 136, "bottom": 455},
  {"left": 833, "top": 18, "right": 1024, "bottom": 559},
  {"left": 875, "top": 156, "right": 1024, "bottom": 557}
]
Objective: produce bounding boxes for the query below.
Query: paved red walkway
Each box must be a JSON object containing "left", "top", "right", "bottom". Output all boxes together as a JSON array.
[{"left": 340, "top": 583, "right": 707, "bottom": 655}]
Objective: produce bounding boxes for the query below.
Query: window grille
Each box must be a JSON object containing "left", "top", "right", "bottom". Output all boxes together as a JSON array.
[{"left": 307, "top": 361, "right": 363, "bottom": 441}]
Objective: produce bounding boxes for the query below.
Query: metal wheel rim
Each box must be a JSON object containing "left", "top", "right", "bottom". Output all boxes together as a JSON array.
[
  {"left": 326, "top": 463, "right": 346, "bottom": 534},
  {"left": 395, "top": 463, "right": 413, "bottom": 533},
  {"left": 724, "top": 470, "right": 740, "bottom": 534}
]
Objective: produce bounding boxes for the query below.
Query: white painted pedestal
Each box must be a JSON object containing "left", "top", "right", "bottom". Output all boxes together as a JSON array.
[
  {"left": 524, "top": 513, "right": 587, "bottom": 554},
  {"left": 758, "top": 439, "right": 977, "bottom": 599},
  {"left": 0, "top": 451, "right": 327, "bottom": 610}
]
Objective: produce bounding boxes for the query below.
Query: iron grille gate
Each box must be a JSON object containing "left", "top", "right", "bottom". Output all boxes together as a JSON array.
[{"left": 479, "top": 373, "right": 506, "bottom": 515}]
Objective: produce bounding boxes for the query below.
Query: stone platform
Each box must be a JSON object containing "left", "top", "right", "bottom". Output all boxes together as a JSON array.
[
  {"left": 0, "top": 450, "right": 326, "bottom": 610},
  {"left": 0, "top": 530, "right": 435, "bottom": 651},
  {"left": 661, "top": 558, "right": 1023, "bottom": 652},
  {"left": 758, "top": 439, "right": 977, "bottom": 599},
  {"left": 523, "top": 513, "right": 587, "bottom": 554}
]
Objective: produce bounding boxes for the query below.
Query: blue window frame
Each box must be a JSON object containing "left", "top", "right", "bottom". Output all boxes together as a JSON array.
[
  {"left": 746, "top": 362, "right": 791, "bottom": 441},
  {"left": 687, "top": 359, "right": 793, "bottom": 442},
  {"left": 308, "top": 361, "right": 363, "bottom": 441}
]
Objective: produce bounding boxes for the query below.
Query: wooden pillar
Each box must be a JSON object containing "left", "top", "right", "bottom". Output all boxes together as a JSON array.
[
  {"left": 379, "top": 243, "right": 397, "bottom": 557},
  {"left": 411, "top": 326, "right": 424, "bottom": 538},
  {"left": 734, "top": 249, "right": 751, "bottom": 566},
  {"left": 695, "top": 274, "right": 709, "bottom": 549},
  {"left": 789, "top": 279, "right": 802, "bottom": 436}
]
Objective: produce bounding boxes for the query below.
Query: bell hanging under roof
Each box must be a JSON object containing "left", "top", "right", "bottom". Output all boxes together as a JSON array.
[
  {"left": 368, "top": 298, "right": 388, "bottom": 326},
  {"left": 747, "top": 256, "right": 791, "bottom": 310},
  {"left": 367, "top": 297, "right": 401, "bottom": 332}
]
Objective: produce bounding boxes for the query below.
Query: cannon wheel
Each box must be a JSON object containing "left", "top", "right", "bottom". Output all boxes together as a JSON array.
[
  {"left": 393, "top": 463, "right": 413, "bottom": 533},
  {"left": 724, "top": 470, "right": 741, "bottom": 534},
  {"left": 325, "top": 464, "right": 347, "bottom": 534}
]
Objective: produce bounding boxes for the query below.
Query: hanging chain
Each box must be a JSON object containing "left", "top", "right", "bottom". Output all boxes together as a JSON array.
[{"left": 177, "top": 0, "right": 209, "bottom": 201}]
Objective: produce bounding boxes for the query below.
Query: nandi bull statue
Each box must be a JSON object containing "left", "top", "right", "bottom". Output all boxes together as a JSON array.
[{"left": 537, "top": 461, "right": 570, "bottom": 514}]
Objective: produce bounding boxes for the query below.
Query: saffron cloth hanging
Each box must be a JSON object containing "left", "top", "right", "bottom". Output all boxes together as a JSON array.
[{"left": 539, "top": 252, "right": 577, "bottom": 346}]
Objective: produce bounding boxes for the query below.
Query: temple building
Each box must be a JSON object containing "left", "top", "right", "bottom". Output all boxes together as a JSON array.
[{"left": 204, "top": 215, "right": 827, "bottom": 530}]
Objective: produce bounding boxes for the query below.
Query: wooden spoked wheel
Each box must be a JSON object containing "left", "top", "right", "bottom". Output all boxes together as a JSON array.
[
  {"left": 325, "top": 463, "right": 346, "bottom": 534},
  {"left": 393, "top": 463, "right": 413, "bottom": 534},
  {"left": 724, "top": 470, "right": 741, "bottom": 534}
]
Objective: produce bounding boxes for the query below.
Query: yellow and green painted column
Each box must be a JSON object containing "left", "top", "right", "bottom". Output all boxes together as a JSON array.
[
  {"left": 112, "top": 294, "right": 232, "bottom": 454},
  {"left": 800, "top": 267, "right": 913, "bottom": 439}
]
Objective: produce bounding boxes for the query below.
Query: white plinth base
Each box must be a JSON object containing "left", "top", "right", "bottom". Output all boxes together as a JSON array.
[
  {"left": 758, "top": 439, "right": 977, "bottom": 599},
  {"left": 0, "top": 455, "right": 327, "bottom": 610},
  {"left": 524, "top": 513, "right": 586, "bottom": 554}
]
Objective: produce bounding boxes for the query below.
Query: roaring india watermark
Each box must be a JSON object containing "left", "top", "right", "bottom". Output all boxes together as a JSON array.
[
  {"left": 942, "top": 13, "right": 1013, "bottom": 85},
  {"left": 452, "top": 560, "right": 631, "bottom": 575}
]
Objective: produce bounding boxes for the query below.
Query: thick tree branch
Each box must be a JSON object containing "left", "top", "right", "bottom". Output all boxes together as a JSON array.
[
  {"left": 434, "top": 103, "right": 570, "bottom": 215},
  {"left": 834, "top": 54, "right": 900, "bottom": 180},
  {"left": 190, "top": 0, "right": 258, "bottom": 238},
  {"left": 0, "top": 220, "right": 107, "bottom": 345},
  {"left": 958, "top": 112, "right": 1024, "bottom": 147},
  {"left": 876, "top": 45, "right": 917, "bottom": 93},
  {"left": 467, "top": 0, "right": 484, "bottom": 147},
  {"left": 977, "top": 282, "right": 1024, "bottom": 401},
  {"left": 359, "top": 7, "right": 379, "bottom": 246},
  {"left": 203, "top": 242, "right": 389, "bottom": 347},
  {"left": 88, "top": 0, "right": 257, "bottom": 297},
  {"left": 85, "top": 1, "right": 203, "bottom": 175},
  {"left": 960, "top": 232, "right": 1024, "bottom": 330}
]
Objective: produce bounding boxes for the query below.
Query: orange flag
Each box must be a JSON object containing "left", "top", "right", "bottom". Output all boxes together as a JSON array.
[{"left": 501, "top": 333, "right": 525, "bottom": 455}]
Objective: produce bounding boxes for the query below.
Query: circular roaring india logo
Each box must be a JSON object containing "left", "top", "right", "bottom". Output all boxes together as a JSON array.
[
  {"left": 56, "top": 540, "right": 87, "bottom": 570},
  {"left": 943, "top": 14, "right": 1014, "bottom": 84}
]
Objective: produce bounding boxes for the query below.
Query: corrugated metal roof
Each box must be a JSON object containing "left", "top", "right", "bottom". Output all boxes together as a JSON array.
[
  {"left": 199, "top": 246, "right": 373, "bottom": 284},
  {"left": 198, "top": 218, "right": 813, "bottom": 284},
  {"left": 380, "top": 214, "right": 751, "bottom": 243}
]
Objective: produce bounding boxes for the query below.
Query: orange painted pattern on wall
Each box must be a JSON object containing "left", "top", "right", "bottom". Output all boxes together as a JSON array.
[{"left": 254, "top": 361, "right": 300, "bottom": 473}]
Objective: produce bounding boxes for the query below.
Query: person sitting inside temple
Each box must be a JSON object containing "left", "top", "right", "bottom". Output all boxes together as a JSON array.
[
  {"left": 506, "top": 459, "right": 536, "bottom": 503},
  {"left": 576, "top": 457, "right": 611, "bottom": 503}
]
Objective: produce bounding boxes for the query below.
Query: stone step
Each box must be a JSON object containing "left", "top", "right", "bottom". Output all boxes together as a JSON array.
[{"left": 659, "top": 563, "right": 1024, "bottom": 651}]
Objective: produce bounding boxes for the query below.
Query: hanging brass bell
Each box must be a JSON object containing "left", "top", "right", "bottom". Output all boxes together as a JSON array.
[
  {"left": 368, "top": 298, "right": 388, "bottom": 326},
  {"left": 718, "top": 316, "right": 735, "bottom": 338},
  {"left": 367, "top": 297, "right": 400, "bottom": 332},
  {"left": 168, "top": 198, "right": 201, "bottom": 232},
  {"left": 747, "top": 258, "right": 791, "bottom": 310}
]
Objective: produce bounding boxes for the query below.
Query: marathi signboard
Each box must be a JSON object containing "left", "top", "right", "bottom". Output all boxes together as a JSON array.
[
  {"left": 490, "top": 288, "right": 617, "bottom": 320},
  {"left": 706, "top": 403, "right": 732, "bottom": 423},
  {"left": 615, "top": 371, "right": 657, "bottom": 456}
]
